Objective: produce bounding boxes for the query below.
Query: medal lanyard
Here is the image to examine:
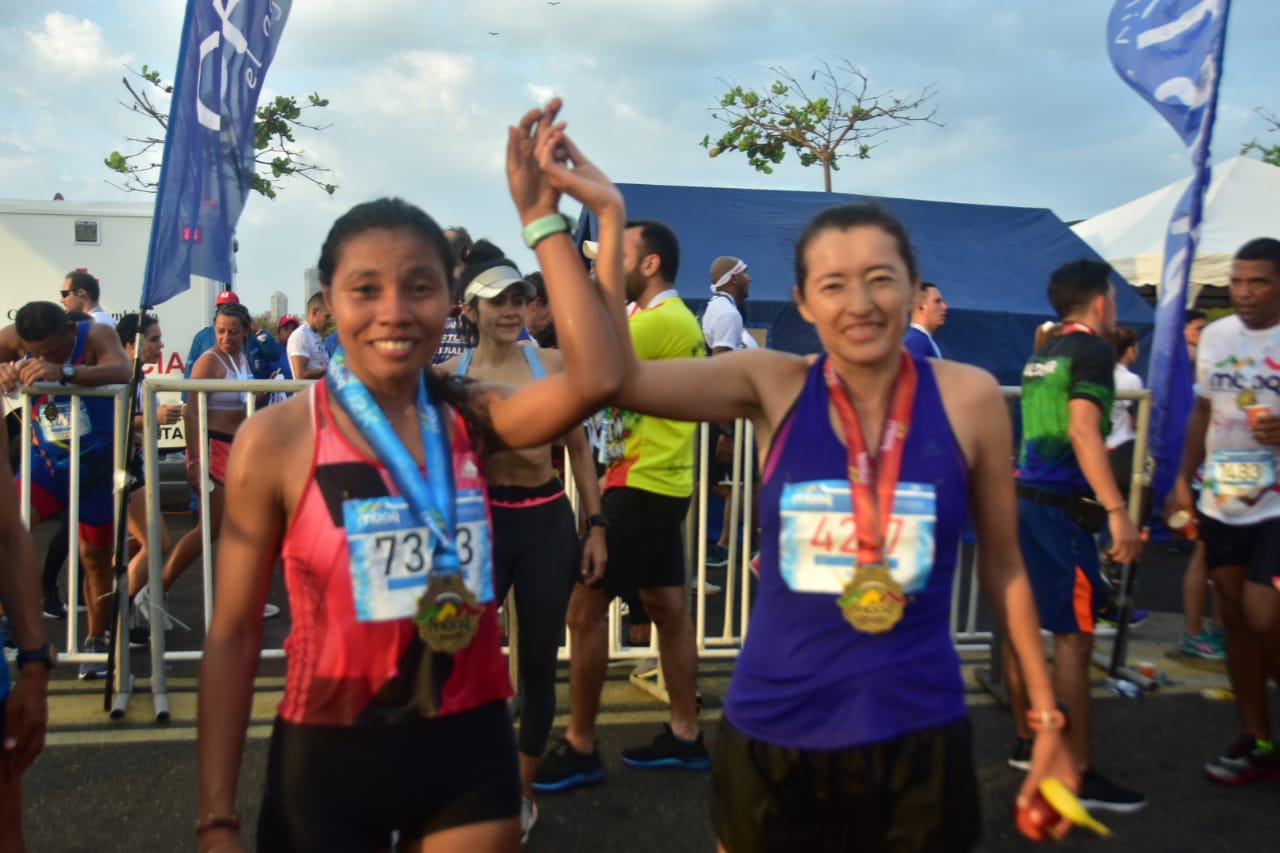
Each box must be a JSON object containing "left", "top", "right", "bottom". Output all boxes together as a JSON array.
[
  {"left": 1061, "top": 322, "right": 1096, "bottom": 336},
  {"left": 327, "top": 347, "right": 460, "bottom": 575},
  {"left": 823, "top": 353, "right": 917, "bottom": 566}
]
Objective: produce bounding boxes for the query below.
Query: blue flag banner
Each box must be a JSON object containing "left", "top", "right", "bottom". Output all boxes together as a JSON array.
[
  {"left": 141, "top": 0, "right": 293, "bottom": 307},
  {"left": 1107, "top": 0, "right": 1230, "bottom": 501}
]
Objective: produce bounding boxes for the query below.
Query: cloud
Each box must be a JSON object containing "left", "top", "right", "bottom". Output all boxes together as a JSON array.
[{"left": 25, "top": 12, "right": 129, "bottom": 79}]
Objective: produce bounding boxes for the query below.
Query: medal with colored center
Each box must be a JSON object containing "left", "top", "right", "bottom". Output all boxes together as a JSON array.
[
  {"left": 823, "top": 352, "right": 918, "bottom": 634},
  {"left": 415, "top": 573, "right": 480, "bottom": 653},
  {"left": 838, "top": 564, "right": 906, "bottom": 633},
  {"left": 43, "top": 402, "right": 59, "bottom": 422},
  {"left": 1237, "top": 387, "right": 1258, "bottom": 409}
]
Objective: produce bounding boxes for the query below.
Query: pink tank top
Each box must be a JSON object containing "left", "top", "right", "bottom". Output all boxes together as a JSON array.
[{"left": 277, "top": 382, "right": 511, "bottom": 725}]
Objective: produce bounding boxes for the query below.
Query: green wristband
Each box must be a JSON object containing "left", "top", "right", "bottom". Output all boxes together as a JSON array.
[{"left": 522, "top": 213, "right": 572, "bottom": 249}]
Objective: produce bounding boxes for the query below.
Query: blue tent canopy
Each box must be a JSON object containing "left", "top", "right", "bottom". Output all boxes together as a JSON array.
[{"left": 575, "top": 183, "right": 1153, "bottom": 386}]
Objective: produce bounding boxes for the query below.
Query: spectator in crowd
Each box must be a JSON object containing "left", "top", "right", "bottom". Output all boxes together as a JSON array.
[
  {"left": 0, "top": 302, "right": 131, "bottom": 678},
  {"left": 525, "top": 272, "right": 557, "bottom": 348},
  {"left": 442, "top": 241, "right": 609, "bottom": 842},
  {"left": 1184, "top": 309, "right": 1207, "bottom": 361},
  {"left": 60, "top": 270, "right": 114, "bottom": 328},
  {"left": 287, "top": 292, "right": 333, "bottom": 380},
  {"left": 1169, "top": 237, "right": 1280, "bottom": 784},
  {"left": 195, "top": 99, "right": 625, "bottom": 853},
  {"left": 186, "top": 291, "right": 284, "bottom": 382},
  {"left": 1005, "top": 259, "right": 1145, "bottom": 812},
  {"left": 0, "top": 420, "right": 50, "bottom": 853},
  {"left": 156, "top": 302, "right": 278, "bottom": 623},
  {"left": 433, "top": 226, "right": 477, "bottom": 365},
  {"left": 275, "top": 314, "right": 300, "bottom": 347},
  {"left": 114, "top": 313, "right": 182, "bottom": 612},
  {"left": 903, "top": 281, "right": 946, "bottom": 359},
  {"left": 1106, "top": 327, "right": 1144, "bottom": 508},
  {"left": 536, "top": 218, "right": 710, "bottom": 793}
]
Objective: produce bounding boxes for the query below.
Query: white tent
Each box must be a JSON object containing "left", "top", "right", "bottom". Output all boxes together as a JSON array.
[{"left": 1072, "top": 155, "right": 1280, "bottom": 292}]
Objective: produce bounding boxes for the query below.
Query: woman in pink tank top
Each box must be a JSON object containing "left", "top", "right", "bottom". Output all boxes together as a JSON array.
[{"left": 195, "top": 100, "right": 628, "bottom": 853}]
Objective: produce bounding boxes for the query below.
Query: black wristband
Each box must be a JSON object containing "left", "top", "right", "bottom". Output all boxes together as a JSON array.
[
  {"left": 586, "top": 513, "right": 609, "bottom": 530},
  {"left": 16, "top": 643, "right": 55, "bottom": 671}
]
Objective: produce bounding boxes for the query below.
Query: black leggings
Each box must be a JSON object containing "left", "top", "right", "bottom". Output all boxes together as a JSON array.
[{"left": 489, "top": 480, "right": 578, "bottom": 758}]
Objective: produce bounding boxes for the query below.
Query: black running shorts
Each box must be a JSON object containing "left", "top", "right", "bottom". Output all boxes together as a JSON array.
[
  {"left": 711, "top": 714, "right": 982, "bottom": 853},
  {"left": 1200, "top": 512, "right": 1280, "bottom": 587},
  {"left": 599, "top": 487, "right": 691, "bottom": 599},
  {"left": 257, "top": 701, "right": 520, "bottom": 852}
]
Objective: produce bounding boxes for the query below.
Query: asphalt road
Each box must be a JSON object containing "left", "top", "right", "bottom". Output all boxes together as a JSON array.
[{"left": 23, "top": 504, "right": 1278, "bottom": 852}]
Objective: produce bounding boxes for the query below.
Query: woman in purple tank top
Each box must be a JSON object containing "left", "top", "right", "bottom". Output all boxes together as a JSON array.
[{"left": 538, "top": 120, "right": 1080, "bottom": 852}]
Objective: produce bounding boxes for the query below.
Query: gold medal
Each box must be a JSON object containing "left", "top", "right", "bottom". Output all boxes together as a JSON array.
[
  {"left": 43, "top": 402, "right": 59, "bottom": 422},
  {"left": 838, "top": 564, "right": 907, "bottom": 634},
  {"left": 414, "top": 573, "right": 480, "bottom": 653},
  {"left": 1238, "top": 388, "right": 1258, "bottom": 409}
]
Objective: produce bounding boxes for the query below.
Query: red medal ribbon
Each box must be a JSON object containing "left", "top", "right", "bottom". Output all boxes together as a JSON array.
[
  {"left": 1060, "top": 322, "right": 1096, "bottom": 336},
  {"left": 823, "top": 353, "right": 917, "bottom": 567}
]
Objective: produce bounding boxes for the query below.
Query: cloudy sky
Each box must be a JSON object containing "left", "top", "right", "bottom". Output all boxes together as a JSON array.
[{"left": 1, "top": 1, "right": 1275, "bottom": 314}]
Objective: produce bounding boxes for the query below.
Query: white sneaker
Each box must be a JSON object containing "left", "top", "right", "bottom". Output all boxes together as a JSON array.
[
  {"left": 631, "top": 656, "right": 660, "bottom": 679},
  {"left": 520, "top": 795, "right": 538, "bottom": 845},
  {"left": 134, "top": 587, "right": 175, "bottom": 631}
]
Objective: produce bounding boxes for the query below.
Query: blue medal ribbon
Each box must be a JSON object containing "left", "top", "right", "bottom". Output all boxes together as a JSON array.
[{"left": 326, "top": 347, "right": 460, "bottom": 576}]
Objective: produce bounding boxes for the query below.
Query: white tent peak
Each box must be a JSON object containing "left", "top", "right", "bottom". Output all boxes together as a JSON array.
[{"left": 1072, "top": 155, "right": 1280, "bottom": 289}]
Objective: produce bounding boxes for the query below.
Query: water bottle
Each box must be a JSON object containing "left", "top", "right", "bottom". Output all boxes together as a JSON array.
[{"left": 1105, "top": 677, "right": 1143, "bottom": 700}]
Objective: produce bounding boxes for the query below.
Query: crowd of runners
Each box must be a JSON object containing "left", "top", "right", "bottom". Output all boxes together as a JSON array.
[{"left": 0, "top": 99, "right": 1277, "bottom": 853}]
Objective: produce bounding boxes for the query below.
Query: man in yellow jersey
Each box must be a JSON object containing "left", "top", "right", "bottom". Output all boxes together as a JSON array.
[{"left": 534, "top": 221, "right": 709, "bottom": 792}]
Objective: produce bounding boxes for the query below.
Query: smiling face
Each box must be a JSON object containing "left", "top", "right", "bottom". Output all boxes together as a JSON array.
[
  {"left": 324, "top": 226, "right": 452, "bottom": 392},
  {"left": 794, "top": 224, "right": 916, "bottom": 369},
  {"left": 464, "top": 286, "right": 530, "bottom": 345}
]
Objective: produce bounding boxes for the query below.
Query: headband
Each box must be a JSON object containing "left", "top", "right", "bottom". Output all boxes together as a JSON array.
[{"left": 711, "top": 259, "right": 747, "bottom": 292}]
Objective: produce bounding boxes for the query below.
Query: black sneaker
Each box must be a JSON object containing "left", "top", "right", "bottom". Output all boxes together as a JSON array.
[
  {"left": 1008, "top": 736, "right": 1033, "bottom": 771},
  {"left": 43, "top": 590, "right": 68, "bottom": 619},
  {"left": 532, "top": 738, "right": 605, "bottom": 793},
  {"left": 621, "top": 725, "right": 711, "bottom": 770},
  {"left": 1204, "top": 733, "right": 1280, "bottom": 784},
  {"left": 1078, "top": 768, "right": 1146, "bottom": 813}
]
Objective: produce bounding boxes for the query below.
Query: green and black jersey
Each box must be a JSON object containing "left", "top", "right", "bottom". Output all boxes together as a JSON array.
[{"left": 1017, "top": 331, "right": 1115, "bottom": 493}]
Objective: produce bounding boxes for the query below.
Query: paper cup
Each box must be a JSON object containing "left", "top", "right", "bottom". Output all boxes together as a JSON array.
[{"left": 1246, "top": 404, "right": 1271, "bottom": 428}]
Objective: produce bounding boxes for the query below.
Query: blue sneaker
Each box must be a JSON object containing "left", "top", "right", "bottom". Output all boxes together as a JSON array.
[
  {"left": 621, "top": 725, "right": 711, "bottom": 770},
  {"left": 532, "top": 738, "right": 605, "bottom": 793}
]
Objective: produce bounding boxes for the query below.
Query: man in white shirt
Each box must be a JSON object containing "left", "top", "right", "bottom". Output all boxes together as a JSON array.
[
  {"left": 1170, "top": 237, "right": 1280, "bottom": 785},
  {"left": 59, "top": 270, "right": 114, "bottom": 327},
  {"left": 287, "top": 292, "right": 333, "bottom": 380}
]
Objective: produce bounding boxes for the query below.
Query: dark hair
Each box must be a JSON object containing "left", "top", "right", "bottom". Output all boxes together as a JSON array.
[
  {"left": 307, "top": 291, "right": 327, "bottom": 311},
  {"left": 15, "top": 301, "right": 70, "bottom": 342},
  {"left": 457, "top": 239, "right": 520, "bottom": 298},
  {"left": 64, "top": 270, "right": 100, "bottom": 302},
  {"left": 444, "top": 226, "right": 473, "bottom": 263},
  {"left": 317, "top": 197, "right": 454, "bottom": 297},
  {"left": 1236, "top": 237, "right": 1280, "bottom": 271},
  {"left": 1047, "top": 259, "right": 1112, "bottom": 320},
  {"left": 1184, "top": 309, "right": 1206, "bottom": 325},
  {"left": 626, "top": 220, "right": 681, "bottom": 284},
  {"left": 1111, "top": 326, "right": 1138, "bottom": 359},
  {"left": 525, "top": 271, "right": 547, "bottom": 302},
  {"left": 793, "top": 203, "right": 918, "bottom": 292},
  {"left": 214, "top": 303, "right": 251, "bottom": 330},
  {"left": 65, "top": 311, "right": 92, "bottom": 323},
  {"left": 317, "top": 199, "right": 473, "bottom": 436},
  {"left": 116, "top": 312, "right": 158, "bottom": 348}
]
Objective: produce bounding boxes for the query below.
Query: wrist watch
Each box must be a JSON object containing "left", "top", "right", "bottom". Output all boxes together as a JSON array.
[
  {"left": 59, "top": 362, "right": 76, "bottom": 384},
  {"left": 17, "top": 643, "right": 56, "bottom": 672},
  {"left": 522, "top": 213, "right": 573, "bottom": 249},
  {"left": 586, "top": 513, "right": 609, "bottom": 530}
]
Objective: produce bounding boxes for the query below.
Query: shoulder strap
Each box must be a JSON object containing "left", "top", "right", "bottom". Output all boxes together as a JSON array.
[
  {"left": 456, "top": 348, "right": 474, "bottom": 377},
  {"left": 521, "top": 344, "right": 547, "bottom": 380}
]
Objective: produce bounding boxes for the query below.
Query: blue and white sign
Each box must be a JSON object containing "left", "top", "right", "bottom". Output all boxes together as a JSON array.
[
  {"left": 1107, "top": 0, "right": 1231, "bottom": 501},
  {"left": 141, "top": 0, "right": 293, "bottom": 307}
]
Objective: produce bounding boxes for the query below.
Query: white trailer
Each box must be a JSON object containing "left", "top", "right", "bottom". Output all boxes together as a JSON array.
[{"left": 1, "top": 198, "right": 224, "bottom": 448}]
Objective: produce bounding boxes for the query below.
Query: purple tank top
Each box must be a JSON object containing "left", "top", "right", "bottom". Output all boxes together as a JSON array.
[{"left": 725, "top": 354, "right": 969, "bottom": 749}]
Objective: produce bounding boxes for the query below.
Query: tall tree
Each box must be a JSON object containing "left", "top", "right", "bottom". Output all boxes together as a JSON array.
[
  {"left": 701, "top": 58, "right": 940, "bottom": 192},
  {"left": 104, "top": 64, "right": 336, "bottom": 199},
  {"left": 1241, "top": 108, "right": 1280, "bottom": 167}
]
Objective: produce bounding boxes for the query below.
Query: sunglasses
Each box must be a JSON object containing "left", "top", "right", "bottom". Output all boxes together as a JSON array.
[{"left": 60, "top": 290, "right": 74, "bottom": 298}]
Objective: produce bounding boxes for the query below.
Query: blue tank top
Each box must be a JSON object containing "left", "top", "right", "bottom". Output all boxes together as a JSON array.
[
  {"left": 455, "top": 345, "right": 547, "bottom": 380},
  {"left": 725, "top": 354, "right": 969, "bottom": 749},
  {"left": 33, "top": 321, "right": 114, "bottom": 473}
]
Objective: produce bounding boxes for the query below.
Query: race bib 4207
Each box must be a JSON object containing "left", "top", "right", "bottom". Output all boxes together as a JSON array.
[{"left": 779, "top": 480, "right": 936, "bottom": 595}]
